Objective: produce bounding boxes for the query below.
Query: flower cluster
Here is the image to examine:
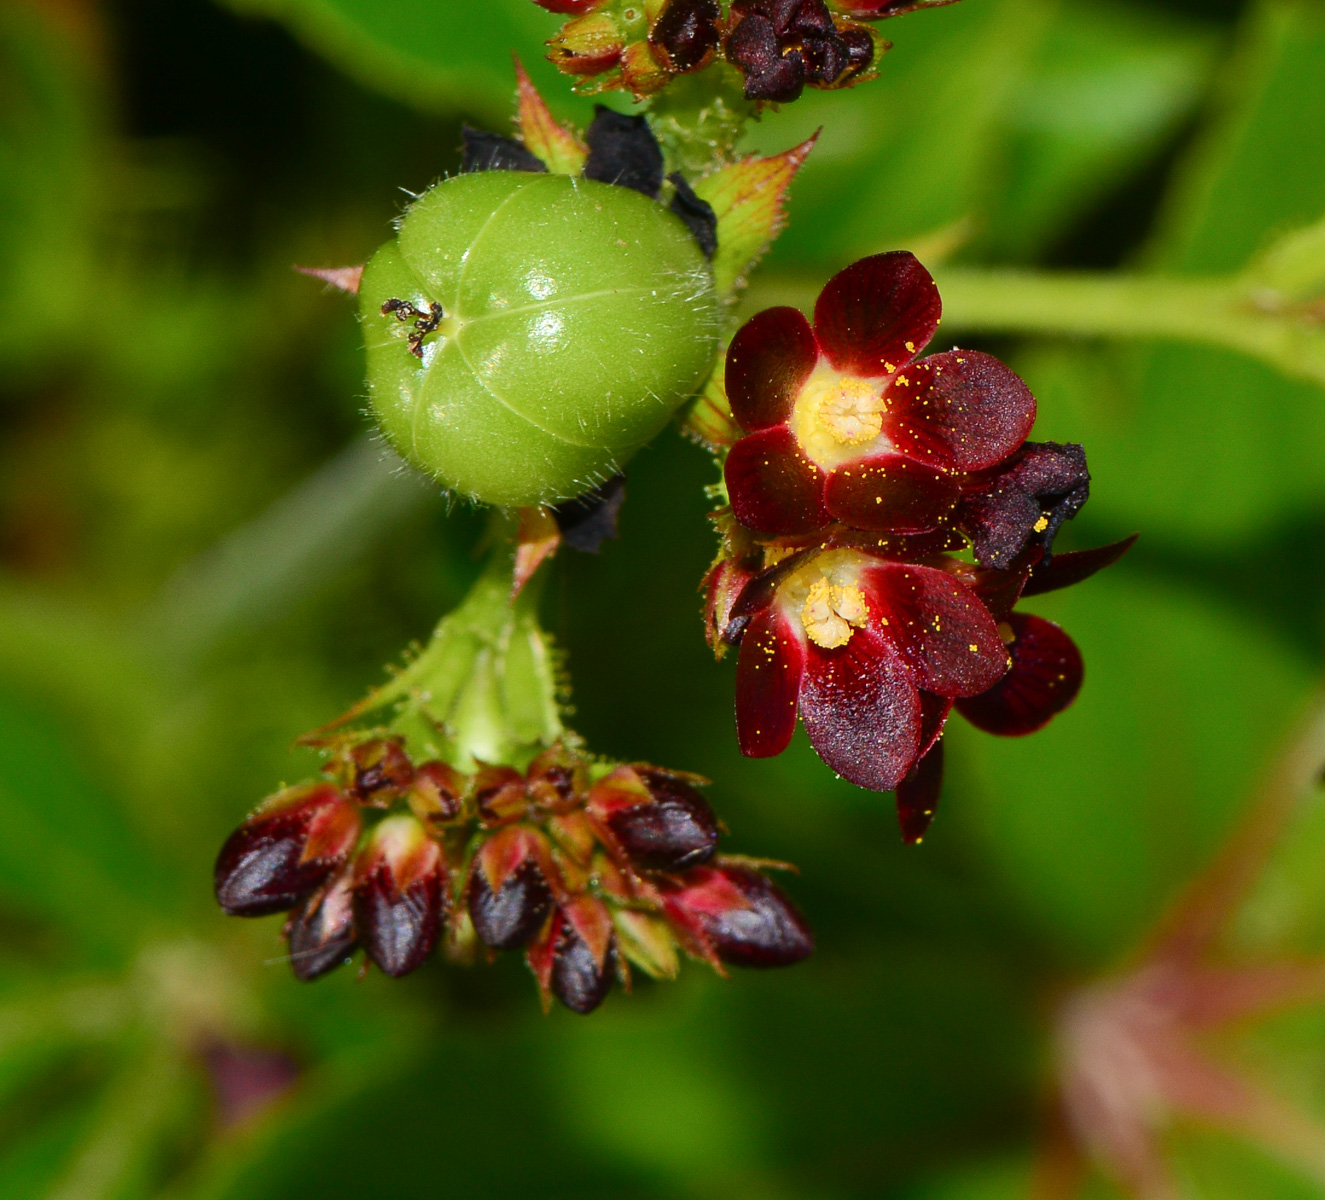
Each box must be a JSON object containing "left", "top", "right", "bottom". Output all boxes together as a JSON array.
[
  {"left": 704, "top": 251, "right": 1129, "bottom": 840},
  {"left": 215, "top": 738, "right": 812, "bottom": 1013},
  {"left": 537, "top": 0, "right": 958, "bottom": 102}
]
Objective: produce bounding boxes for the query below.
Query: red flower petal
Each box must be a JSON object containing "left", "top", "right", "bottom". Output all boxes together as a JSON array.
[
  {"left": 917, "top": 689, "right": 952, "bottom": 758},
  {"left": 735, "top": 607, "right": 806, "bottom": 758},
  {"left": 823, "top": 453, "right": 960, "bottom": 533},
  {"left": 955, "top": 613, "right": 1083, "bottom": 736},
  {"left": 726, "top": 306, "right": 819, "bottom": 431},
  {"left": 859, "top": 562, "right": 1006, "bottom": 697},
  {"left": 1022, "top": 534, "right": 1138, "bottom": 598},
  {"left": 895, "top": 740, "right": 943, "bottom": 845},
  {"left": 725, "top": 426, "right": 830, "bottom": 536},
  {"left": 798, "top": 628, "right": 921, "bottom": 792},
  {"left": 812, "top": 252, "right": 940, "bottom": 377},
  {"left": 886, "top": 350, "right": 1036, "bottom": 472}
]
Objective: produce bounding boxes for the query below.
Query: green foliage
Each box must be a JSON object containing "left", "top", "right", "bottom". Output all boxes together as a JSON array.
[{"left": 3, "top": 0, "right": 1325, "bottom": 1197}]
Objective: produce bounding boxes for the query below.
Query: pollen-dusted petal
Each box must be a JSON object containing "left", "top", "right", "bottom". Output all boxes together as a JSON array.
[
  {"left": 895, "top": 740, "right": 943, "bottom": 845},
  {"left": 885, "top": 350, "right": 1036, "bottom": 472},
  {"left": 725, "top": 426, "right": 830, "bottom": 536},
  {"left": 735, "top": 606, "right": 807, "bottom": 758},
  {"left": 798, "top": 627, "right": 921, "bottom": 792},
  {"left": 917, "top": 689, "right": 952, "bottom": 759},
  {"left": 726, "top": 306, "right": 819, "bottom": 431},
  {"left": 859, "top": 562, "right": 1006, "bottom": 697},
  {"left": 812, "top": 252, "right": 941, "bottom": 377},
  {"left": 956, "top": 613, "right": 1083, "bottom": 736},
  {"left": 824, "top": 454, "right": 961, "bottom": 533}
]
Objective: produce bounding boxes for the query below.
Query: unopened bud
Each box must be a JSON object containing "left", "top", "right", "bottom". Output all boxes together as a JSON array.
[
  {"left": 551, "top": 898, "right": 616, "bottom": 1014},
  {"left": 547, "top": 13, "right": 624, "bottom": 76},
  {"left": 473, "top": 764, "right": 529, "bottom": 824},
  {"left": 588, "top": 765, "right": 718, "bottom": 871},
  {"left": 663, "top": 863, "right": 813, "bottom": 967},
  {"left": 346, "top": 738, "right": 414, "bottom": 805},
  {"left": 618, "top": 40, "right": 671, "bottom": 97},
  {"left": 286, "top": 871, "right": 357, "bottom": 981},
  {"left": 353, "top": 815, "right": 447, "bottom": 977},
  {"left": 408, "top": 760, "right": 465, "bottom": 827},
  {"left": 215, "top": 784, "right": 360, "bottom": 917},
  {"left": 468, "top": 827, "right": 555, "bottom": 950}
]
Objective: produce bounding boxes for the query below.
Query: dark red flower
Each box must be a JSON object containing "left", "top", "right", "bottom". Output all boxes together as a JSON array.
[
  {"left": 723, "top": 253, "right": 1036, "bottom": 541},
  {"left": 956, "top": 612, "right": 1084, "bottom": 736},
  {"left": 725, "top": 0, "right": 875, "bottom": 102},
  {"left": 353, "top": 814, "right": 447, "bottom": 978},
  {"left": 661, "top": 862, "right": 813, "bottom": 967},
  {"left": 733, "top": 546, "right": 1007, "bottom": 791},
  {"left": 214, "top": 783, "right": 361, "bottom": 917}
]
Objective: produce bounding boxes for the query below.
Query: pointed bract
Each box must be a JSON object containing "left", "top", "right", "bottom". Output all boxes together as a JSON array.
[{"left": 514, "top": 57, "right": 588, "bottom": 173}]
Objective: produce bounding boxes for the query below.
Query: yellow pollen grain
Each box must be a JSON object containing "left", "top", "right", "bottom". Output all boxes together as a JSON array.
[
  {"left": 802, "top": 578, "right": 869, "bottom": 649},
  {"left": 905, "top": 341, "right": 916, "bottom": 353},
  {"left": 1033, "top": 515, "right": 1050, "bottom": 533},
  {"left": 968, "top": 643, "right": 978, "bottom": 652}
]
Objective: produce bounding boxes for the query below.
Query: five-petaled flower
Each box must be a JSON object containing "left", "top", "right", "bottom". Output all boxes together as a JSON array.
[
  {"left": 725, "top": 0, "right": 876, "bottom": 102},
  {"left": 722, "top": 252, "right": 1088, "bottom": 568}
]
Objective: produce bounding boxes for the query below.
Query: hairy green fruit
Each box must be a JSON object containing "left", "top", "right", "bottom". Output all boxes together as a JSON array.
[{"left": 360, "top": 170, "right": 720, "bottom": 507}]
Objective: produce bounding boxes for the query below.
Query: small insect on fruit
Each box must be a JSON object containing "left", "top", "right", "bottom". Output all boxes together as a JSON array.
[{"left": 361, "top": 169, "right": 720, "bottom": 508}]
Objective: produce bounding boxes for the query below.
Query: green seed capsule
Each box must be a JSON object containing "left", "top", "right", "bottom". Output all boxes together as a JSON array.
[{"left": 360, "top": 170, "right": 721, "bottom": 508}]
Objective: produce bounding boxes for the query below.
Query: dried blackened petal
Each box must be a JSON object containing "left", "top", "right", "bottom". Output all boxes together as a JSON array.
[
  {"left": 589, "top": 766, "right": 719, "bottom": 871},
  {"left": 552, "top": 475, "right": 625, "bottom": 554},
  {"left": 287, "top": 872, "right": 357, "bottom": 981},
  {"left": 798, "top": 625, "right": 921, "bottom": 792},
  {"left": 725, "top": 425, "right": 830, "bottom": 536},
  {"left": 837, "top": 24, "right": 874, "bottom": 73},
  {"left": 583, "top": 107, "right": 664, "bottom": 198},
  {"left": 665, "top": 864, "right": 813, "bottom": 967},
  {"left": 958, "top": 442, "right": 1090, "bottom": 570},
  {"left": 813, "top": 252, "right": 941, "bottom": 378},
  {"left": 1022, "top": 534, "right": 1137, "bottom": 598},
  {"left": 727, "top": 15, "right": 805, "bottom": 102},
  {"left": 956, "top": 613, "right": 1083, "bottom": 736},
  {"left": 725, "top": 305, "right": 818, "bottom": 432},
  {"left": 650, "top": 0, "right": 722, "bottom": 72},
  {"left": 551, "top": 912, "right": 616, "bottom": 1014},
  {"left": 460, "top": 127, "right": 548, "bottom": 174},
  {"left": 354, "top": 815, "right": 446, "bottom": 978},
  {"left": 668, "top": 173, "right": 718, "bottom": 260},
  {"left": 215, "top": 784, "right": 360, "bottom": 917},
  {"left": 468, "top": 860, "right": 555, "bottom": 950},
  {"left": 736, "top": 606, "right": 807, "bottom": 759},
  {"left": 895, "top": 739, "right": 943, "bottom": 845}
]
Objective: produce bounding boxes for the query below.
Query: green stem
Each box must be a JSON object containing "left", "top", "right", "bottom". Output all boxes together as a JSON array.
[
  {"left": 745, "top": 269, "right": 1325, "bottom": 389},
  {"left": 346, "top": 516, "right": 563, "bottom": 771}
]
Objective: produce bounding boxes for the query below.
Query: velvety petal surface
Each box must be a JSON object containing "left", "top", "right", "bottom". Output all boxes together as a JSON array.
[
  {"left": 726, "top": 306, "right": 818, "bottom": 431},
  {"left": 725, "top": 425, "right": 829, "bottom": 535},
  {"left": 955, "top": 613, "right": 1083, "bottom": 736},
  {"left": 813, "top": 252, "right": 940, "bottom": 377},
  {"left": 824, "top": 453, "right": 960, "bottom": 532},
  {"left": 735, "top": 607, "right": 807, "bottom": 758},
  {"left": 886, "top": 350, "right": 1036, "bottom": 472},
  {"left": 798, "top": 627, "right": 921, "bottom": 792},
  {"left": 895, "top": 740, "right": 943, "bottom": 845},
  {"left": 859, "top": 562, "right": 1006, "bottom": 697}
]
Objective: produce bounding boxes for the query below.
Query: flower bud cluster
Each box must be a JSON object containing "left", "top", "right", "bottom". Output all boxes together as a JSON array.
[
  {"left": 215, "top": 739, "right": 812, "bottom": 1013},
  {"left": 537, "top": 0, "right": 928, "bottom": 102},
  {"left": 703, "top": 251, "right": 1132, "bottom": 839}
]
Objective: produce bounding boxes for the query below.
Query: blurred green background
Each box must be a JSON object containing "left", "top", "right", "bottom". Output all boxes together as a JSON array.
[{"left": 3, "top": 0, "right": 1325, "bottom": 1196}]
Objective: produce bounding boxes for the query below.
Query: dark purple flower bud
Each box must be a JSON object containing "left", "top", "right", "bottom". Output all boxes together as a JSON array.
[
  {"left": 353, "top": 814, "right": 447, "bottom": 978},
  {"left": 837, "top": 24, "right": 875, "bottom": 72},
  {"left": 663, "top": 863, "right": 813, "bottom": 968},
  {"left": 286, "top": 871, "right": 357, "bottom": 981},
  {"left": 468, "top": 826, "right": 555, "bottom": 950},
  {"left": 550, "top": 900, "right": 616, "bottom": 1014},
  {"left": 587, "top": 765, "right": 718, "bottom": 871},
  {"left": 650, "top": 0, "right": 722, "bottom": 72},
  {"left": 214, "top": 784, "right": 360, "bottom": 917}
]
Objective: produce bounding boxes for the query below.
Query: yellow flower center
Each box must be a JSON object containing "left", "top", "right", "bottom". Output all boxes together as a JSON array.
[
  {"left": 801, "top": 577, "right": 869, "bottom": 649},
  {"left": 791, "top": 371, "right": 890, "bottom": 470}
]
